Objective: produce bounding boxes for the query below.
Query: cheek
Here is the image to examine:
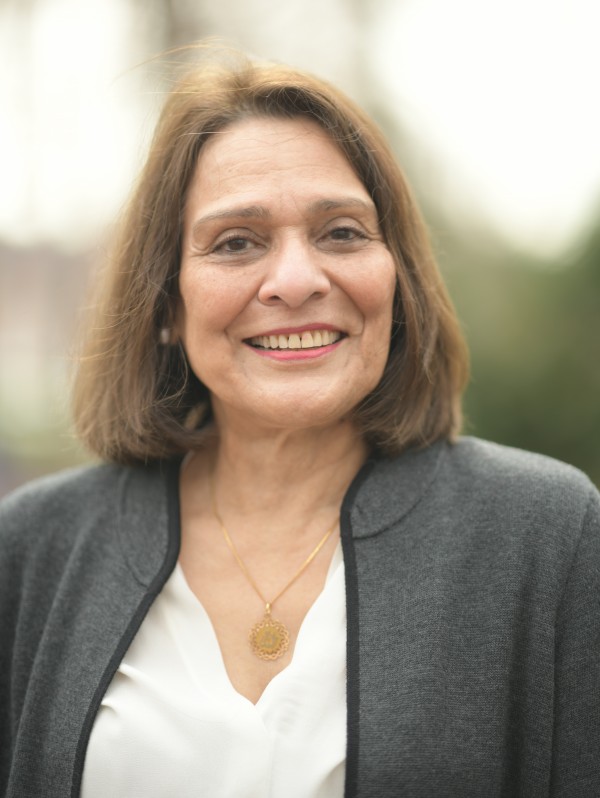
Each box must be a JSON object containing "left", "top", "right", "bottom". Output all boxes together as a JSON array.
[
  {"left": 349, "top": 257, "right": 397, "bottom": 327},
  {"left": 176, "top": 270, "right": 249, "bottom": 338}
]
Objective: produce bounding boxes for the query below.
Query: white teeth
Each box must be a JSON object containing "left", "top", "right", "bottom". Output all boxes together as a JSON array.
[{"left": 249, "top": 329, "right": 343, "bottom": 350}]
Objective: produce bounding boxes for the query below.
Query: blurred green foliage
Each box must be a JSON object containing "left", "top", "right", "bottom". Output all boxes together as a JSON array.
[{"left": 437, "top": 214, "right": 600, "bottom": 487}]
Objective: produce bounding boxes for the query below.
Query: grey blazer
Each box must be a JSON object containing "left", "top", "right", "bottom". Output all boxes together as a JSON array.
[{"left": 1, "top": 437, "right": 599, "bottom": 797}]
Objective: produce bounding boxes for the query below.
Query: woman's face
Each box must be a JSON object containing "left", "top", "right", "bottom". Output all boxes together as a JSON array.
[{"left": 177, "top": 116, "right": 397, "bottom": 433}]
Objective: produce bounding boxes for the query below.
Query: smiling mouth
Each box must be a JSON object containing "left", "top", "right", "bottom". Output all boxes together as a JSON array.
[{"left": 247, "top": 329, "right": 344, "bottom": 350}]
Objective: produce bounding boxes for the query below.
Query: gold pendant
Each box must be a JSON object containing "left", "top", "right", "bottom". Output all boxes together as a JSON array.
[{"left": 249, "top": 604, "right": 290, "bottom": 661}]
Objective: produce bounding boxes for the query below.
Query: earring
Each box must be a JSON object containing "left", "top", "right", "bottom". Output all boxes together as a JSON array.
[{"left": 159, "top": 328, "right": 171, "bottom": 345}]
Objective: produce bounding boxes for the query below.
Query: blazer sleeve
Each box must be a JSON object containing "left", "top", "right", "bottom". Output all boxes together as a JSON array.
[
  {"left": 0, "top": 491, "right": 28, "bottom": 797},
  {"left": 551, "top": 485, "right": 600, "bottom": 795}
]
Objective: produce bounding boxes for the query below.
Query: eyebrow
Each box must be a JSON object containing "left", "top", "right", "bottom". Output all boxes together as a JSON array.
[
  {"left": 309, "top": 197, "right": 376, "bottom": 215},
  {"left": 191, "top": 205, "right": 270, "bottom": 238},
  {"left": 190, "top": 196, "right": 377, "bottom": 238}
]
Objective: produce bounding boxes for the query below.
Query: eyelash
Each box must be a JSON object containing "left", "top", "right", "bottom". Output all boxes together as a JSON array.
[
  {"left": 327, "top": 226, "right": 367, "bottom": 241},
  {"left": 212, "top": 234, "right": 257, "bottom": 253}
]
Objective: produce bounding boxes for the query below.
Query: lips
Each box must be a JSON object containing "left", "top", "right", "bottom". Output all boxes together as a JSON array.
[{"left": 247, "top": 329, "right": 344, "bottom": 350}]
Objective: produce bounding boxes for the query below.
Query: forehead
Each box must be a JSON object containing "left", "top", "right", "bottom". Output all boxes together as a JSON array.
[{"left": 185, "top": 116, "right": 372, "bottom": 216}]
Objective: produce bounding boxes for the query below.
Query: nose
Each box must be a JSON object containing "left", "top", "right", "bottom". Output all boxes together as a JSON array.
[{"left": 257, "top": 238, "right": 331, "bottom": 308}]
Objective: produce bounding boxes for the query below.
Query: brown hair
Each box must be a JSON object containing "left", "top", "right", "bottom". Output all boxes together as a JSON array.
[{"left": 72, "top": 47, "right": 469, "bottom": 464}]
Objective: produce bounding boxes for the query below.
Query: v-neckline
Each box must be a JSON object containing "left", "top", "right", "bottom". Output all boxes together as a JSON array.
[{"left": 170, "top": 542, "right": 343, "bottom": 707}]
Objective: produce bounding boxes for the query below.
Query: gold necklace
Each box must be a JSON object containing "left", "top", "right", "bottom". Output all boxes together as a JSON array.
[{"left": 210, "top": 475, "right": 337, "bottom": 661}]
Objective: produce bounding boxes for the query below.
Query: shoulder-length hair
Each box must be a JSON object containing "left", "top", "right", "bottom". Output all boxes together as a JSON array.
[{"left": 72, "top": 48, "right": 469, "bottom": 464}]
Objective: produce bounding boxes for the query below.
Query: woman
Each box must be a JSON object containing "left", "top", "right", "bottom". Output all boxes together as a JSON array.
[{"left": 1, "top": 51, "right": 599, "bottom": 798}]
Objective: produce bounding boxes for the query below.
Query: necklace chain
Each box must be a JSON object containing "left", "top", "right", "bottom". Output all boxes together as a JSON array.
[{"left": 209, "top": 472, "right": 338, "bottom": 660}]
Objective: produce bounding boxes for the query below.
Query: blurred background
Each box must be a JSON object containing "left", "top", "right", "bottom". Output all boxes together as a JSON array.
[{"left": 1, "top": 0, "right": 599, "bottom": 497}]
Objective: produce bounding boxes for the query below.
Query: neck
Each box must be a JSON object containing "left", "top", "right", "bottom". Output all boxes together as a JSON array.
[{"left": 186, "top": 416, "right": 369, "bottom": 544}]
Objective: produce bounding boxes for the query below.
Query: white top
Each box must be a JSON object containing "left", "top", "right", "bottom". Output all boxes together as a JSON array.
[{"left": 81, "top": 544, "right": 347, "bottom": 798}]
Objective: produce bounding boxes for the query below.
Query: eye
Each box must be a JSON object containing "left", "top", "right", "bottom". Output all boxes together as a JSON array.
[
  {"left": 328, "top": 226, "right": 366, "bottom": 241},
  {"left": 212, "top": 233, "right": 258, "bottom": 254},
  {"left": 320, "top": 225, "right": 369, "bottom": 249},
  {"left": 223, "top": 237, "right": 248, "bottom": 251}
]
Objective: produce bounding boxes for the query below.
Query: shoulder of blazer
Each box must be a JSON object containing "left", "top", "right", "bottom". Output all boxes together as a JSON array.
[{"left": 346, "top": 436, "right": 596, "bottom": 540}]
